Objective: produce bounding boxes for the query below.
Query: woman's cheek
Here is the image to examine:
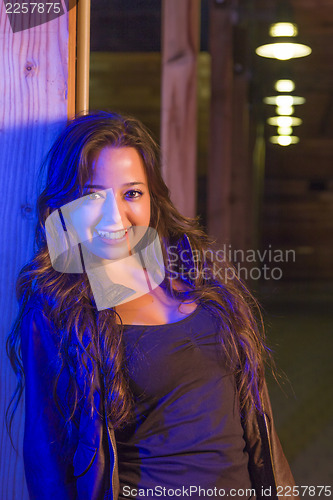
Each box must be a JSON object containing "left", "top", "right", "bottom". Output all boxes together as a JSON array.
[
  {"left": 70, "top": 208, "right": 100, "bottom": 242},
  {"left": 131, "top": 200, "right": 151, "bottom": 226}
]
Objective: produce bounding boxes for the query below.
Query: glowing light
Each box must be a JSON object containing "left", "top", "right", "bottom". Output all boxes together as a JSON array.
[
  {"left": 264, "top": 95, "right": 305, "bottom": 106},
  {"left": 277, "top": 126, "right": 293, "bottom": 135},
  {"left": 270, "top": 136, "right": 300, "bottom": 146},
  {"left": 256, "top": 42, "right": 312, "bottom": 60},
  {"left": 267, "top": 116, "right": 303, "bottom": 127},
  {"left": 275, "top": 79, "right": 295, "bottom": 93},
  {"left": 276, "top": 105, "right": 294, "bottom": 116},
  {"left": 269, "top": 22, "right": 298, "bottom": 37}
]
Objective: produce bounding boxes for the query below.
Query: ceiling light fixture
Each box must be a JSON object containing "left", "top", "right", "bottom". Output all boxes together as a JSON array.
[
  {"left": 267, "top": 116, "right": 302, "bottom": 127},
  {"left": 277, "top": 126, "right": 293, "bottom": 135},
  {"left": 269, "top": 22, "right": 297, "bottom": 37},
  {"left": 256, "top": 41, "right": 311, "bottom": 61},
  {"left": 269, "top": 136, "right": 300, "bottom": 146},
  {"left": 264, "top": 95, "right": 305, "bottom": 106},
  {"left": 274, "top": 79, "right": 295, "bottom": 92},
  {"left": 276, "top": 105, "right": 294, "bottom": 115},
  {"left": 255, "top": 2, "right": 312, "bottom": 60}
]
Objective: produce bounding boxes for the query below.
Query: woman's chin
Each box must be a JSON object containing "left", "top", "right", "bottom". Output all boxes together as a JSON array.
[{"left": 80, "top": 241, "right": 131, "bottom": 266}]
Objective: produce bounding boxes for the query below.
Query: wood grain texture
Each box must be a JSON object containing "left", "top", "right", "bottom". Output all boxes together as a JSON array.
[
  {"left": 68, "top": 3, "right": 77, "bottom": 118},
  {"left": 76, "top": 0, "right": 90, "bottom": 113},
  {"left": 207, "top": 0, "right": 234, "bottom": 246},
  {"left": 161, "top": 0, "right": 200, "bottom": 218},
  {"left": 0, "top": 5, "right": 73, "bottom": 498},
  {"left": 231, "top": 71, "right": 253, "bottom": 254}
]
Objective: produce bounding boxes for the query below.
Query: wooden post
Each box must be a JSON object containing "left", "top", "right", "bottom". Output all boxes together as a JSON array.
[
  {"left": 0, "top": 4, "right": 76, "bottom": 498},
  {"left": 161, "top": 0, "right": 200, "bottom": 218},
  {"left": 76, "top": 0, "right": 91, "bottom": 113},
  {"left": 207, "top": 0, "right": 234, "bottom": 246},
  {"left": 231, "top": 36, "right": 253, "bottom": 254}
]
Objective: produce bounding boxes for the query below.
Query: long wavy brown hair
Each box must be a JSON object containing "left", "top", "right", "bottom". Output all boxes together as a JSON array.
[{"left": 7, "top": 111, "right": 270, "bottom": 438}]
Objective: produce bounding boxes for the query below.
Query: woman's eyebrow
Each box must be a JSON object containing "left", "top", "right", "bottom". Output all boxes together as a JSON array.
[
  {"left": 84, "top": 184, "right": 105, "bottom": 190},
  {"left": 84, "top": 182, "right": 146, "bottom": 190},
  {"left": 122, "top": 182, "right": 146, "bottom": 187}
]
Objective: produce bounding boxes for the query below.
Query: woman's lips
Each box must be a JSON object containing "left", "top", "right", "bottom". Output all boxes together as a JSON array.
[
  {"left": 95, "top": 227, "right": 130, "bottom": 247},
  {"left": 97, "top": 228, "right": 127, "bottom": 240}
]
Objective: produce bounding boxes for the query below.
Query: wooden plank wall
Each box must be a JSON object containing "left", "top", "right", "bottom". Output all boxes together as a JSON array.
[
  {"left": 0, "top": 6, "right": 75, "bottom": 498},
  {"left": 263, "top": 142, "right": 333, "bottom": 279},
  {"left": 161, "top": 0, "right": 200, "bottom": 218}
]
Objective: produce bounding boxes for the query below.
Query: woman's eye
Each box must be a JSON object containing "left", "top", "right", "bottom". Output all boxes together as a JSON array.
[
  {"left": 125, "top": 190, "right": 143, "bottom": 200},
  {"left": 88, "top": 192, "right": 102, "bottom": 200}
]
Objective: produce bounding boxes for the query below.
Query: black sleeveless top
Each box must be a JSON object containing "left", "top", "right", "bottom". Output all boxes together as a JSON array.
[{"left": 115, "top": 304, "right": 254, "bottom": 499}]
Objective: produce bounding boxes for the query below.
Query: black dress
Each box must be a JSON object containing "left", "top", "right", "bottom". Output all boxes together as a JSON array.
[{"left": 115, "top": 303, "right": 255, "bottom": 500}]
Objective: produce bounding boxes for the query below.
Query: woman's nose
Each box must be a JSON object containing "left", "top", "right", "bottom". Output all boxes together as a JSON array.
[{"left": 100, "top": 189, "right": 123, "bottom": 227}]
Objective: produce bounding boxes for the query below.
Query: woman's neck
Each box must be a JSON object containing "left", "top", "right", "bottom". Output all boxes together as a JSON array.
[{"left": 115, "top": 282, "right": 197, "bottom": 326}]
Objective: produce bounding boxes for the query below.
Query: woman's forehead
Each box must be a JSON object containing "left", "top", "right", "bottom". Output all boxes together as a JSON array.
[{"left": 89, "top": 146, "right": 148, "bottom": 186}]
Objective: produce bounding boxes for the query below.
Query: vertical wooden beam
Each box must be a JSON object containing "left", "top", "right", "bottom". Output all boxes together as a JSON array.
[
  {"left": 207, "top": 0, "right": 234, "bottom": 245},
  {"left": 0, "top": 5, "right": 75, "bottom": 498},
  {"left": 161, "top": 0, "right": 200, "bottom": 218},
  {"left": 76, "top": 0, "right": 91, "bottom": 113},
  {"left": 231, "top": 70, "right": 252, "bottom": 252},
  {"left": 68, "top": 4, "right": 77, "bottom": 118}
]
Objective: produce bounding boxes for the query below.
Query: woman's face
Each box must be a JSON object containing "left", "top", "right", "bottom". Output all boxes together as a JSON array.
[{"left": 69, "top": 146, "right": 151, "bottom": 262}]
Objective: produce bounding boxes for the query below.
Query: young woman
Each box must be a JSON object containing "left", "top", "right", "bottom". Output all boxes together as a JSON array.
[{"left": 7, "top": 111, "right": 299, "bottom": 500}]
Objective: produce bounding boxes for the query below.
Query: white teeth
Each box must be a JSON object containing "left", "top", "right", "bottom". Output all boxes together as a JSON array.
[{"left": 97, "top": 229, "right": 127, "bottom": 240}]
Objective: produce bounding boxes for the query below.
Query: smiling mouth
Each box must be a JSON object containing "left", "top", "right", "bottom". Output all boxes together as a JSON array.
[{"left": 97, "top": 229, "right": 128, "bottom": 240}]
